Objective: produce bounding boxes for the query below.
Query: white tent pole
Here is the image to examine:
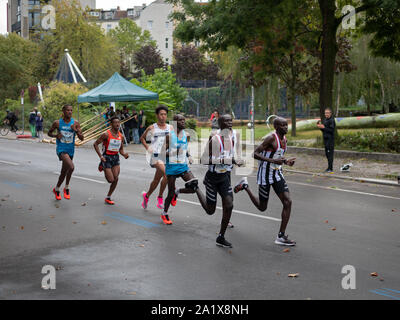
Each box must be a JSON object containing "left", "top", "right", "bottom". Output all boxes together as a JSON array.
[
  {"left": 67, "top": 52, "right": 87, "bottom": 83},
  {"left": 66, "top": 52, "right": 77, "bottom": 84}
]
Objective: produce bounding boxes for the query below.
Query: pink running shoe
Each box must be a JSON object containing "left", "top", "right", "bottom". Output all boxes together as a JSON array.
[
  {"left": 156, "top": 196, "right": 164, "bottom": 209},
  {"left": 141, "top": 191, "right": 149, "bottom": 209}
]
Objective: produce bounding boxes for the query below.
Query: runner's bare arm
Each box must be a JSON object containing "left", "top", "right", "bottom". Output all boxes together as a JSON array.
[
  {"left": 140, "top": 125, "right": 153, "bottom": 151},
  {"left": 253, "top": 135, "right": 285, "bottom": 164},
  {"left": 72, "top": 121, "right": 84, "bottom": 141},
  {"left": 47, "top": 120, "right": 62, "bottom": 139},
  {"left": 200, "top": 135, "right": 220, "bottom": 165},
  {"left": 94, "top": 132, "right": 108, "bottom": 162},
  {"left": 119, "top": 143, "right": 129, "bottom": 159}
]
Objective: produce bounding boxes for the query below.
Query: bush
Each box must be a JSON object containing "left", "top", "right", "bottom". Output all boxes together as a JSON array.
[
  {"left": 185, "top": 118, "right": 197, "bottom": 130},
  {"left": 315, "top": 129, "right": 400, "bottom": 153}
]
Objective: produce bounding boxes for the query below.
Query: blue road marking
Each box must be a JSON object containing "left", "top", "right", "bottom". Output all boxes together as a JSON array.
[
  {"left": 382, "top": 288, "right": 400, "bottom": 294},
  {"left": 2, "top": 180, "right": 25, "bottom": 189},
  {"left": 105, "top": 212, "right": 160, "bottom": 229},
  {"left": 370, "top": 289, "right": 400, "bottom": 300}
]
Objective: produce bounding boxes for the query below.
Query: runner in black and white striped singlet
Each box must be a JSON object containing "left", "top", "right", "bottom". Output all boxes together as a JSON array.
[{"left": 233, "top": 117, "right": 297, "bottom": 246}]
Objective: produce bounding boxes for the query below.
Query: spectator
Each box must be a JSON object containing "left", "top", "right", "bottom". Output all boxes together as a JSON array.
[
  {"left": 317, "top": 108, "right": 336, "bottom": 173},
  {"left": 4, "top": 110, "right": 18, "bottom": 132},
  {"left": 121, "top": 106, "right": 131, "bottom": 144},
  {"left": 138, "top": 109, "right": 146, "bottom": 138},
  {"left": 29, "top": 109, "right": 37, "bottom": 137},
  {"left": 129, "top": 107, "right": 139, "bottom": 144},
  {"left": 35, "top": 111, "right": 44, "bottom": 142},
  {"left": 210, "top": 109, "right": 220, "bottom": 130}
]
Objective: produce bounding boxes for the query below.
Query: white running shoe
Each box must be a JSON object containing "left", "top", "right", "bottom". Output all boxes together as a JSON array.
[{"left": 274, "top": 234, "right": 296, "bottom": 246}]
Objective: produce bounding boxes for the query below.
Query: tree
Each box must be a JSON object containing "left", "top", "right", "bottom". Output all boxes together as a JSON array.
[
  {"left": 0, "top": 33, "right": 39, "bottom": 104},
  {"left": 41, "top": 0, "right": 120, "bottom": 86},
  {"left": 109, "top": 18, "right": 156, "bottom": 76},
  {"left": 133, "top": 45, "right": 165, "bottom": 77},
  {"left": 172, "top": 45, "right": 220, "bottom": 80}
]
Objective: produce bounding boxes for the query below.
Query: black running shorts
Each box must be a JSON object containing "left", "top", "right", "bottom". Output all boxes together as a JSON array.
[
  {"left": 101, "top": 154, "right": 120, "bottom": 169},
  {"left": 258, "top": 178, "right": 289, "bottom": 202},
  {"left": 203, "top": 171, "right": 233, "bottom": 205},
  {"left": 57, "top": 152, "right": 73, "bottom": 161}
]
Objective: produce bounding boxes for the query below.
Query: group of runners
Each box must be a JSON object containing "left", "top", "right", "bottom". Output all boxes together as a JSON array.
[{"left": 50, "top": 104, "right": 296, "bottom": 248}]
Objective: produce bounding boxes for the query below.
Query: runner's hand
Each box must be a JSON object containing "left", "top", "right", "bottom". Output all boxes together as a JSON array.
[
  {"left": 123, "top": 153, "right": 129, "bottom": 159},
  {"left": 273, "top": 158, "right": 286, "bottom": 165},
  {"left": 235, "top": 159, "right": 245, "bottom": 167},
  {"left": 56, "top": 132, "right": 63, "bottom": 140},
  {"left": 147, "top": 146, "right": 153, "bottom": 154},
  {"left": 286, "top": 157, "right": 296, "bottom": 166},
  {"left": 100, "top": 156, "right": 106, "bottom": 163},
  {"left": 188, "top": 156, "right": 193, "bottom": 165}
]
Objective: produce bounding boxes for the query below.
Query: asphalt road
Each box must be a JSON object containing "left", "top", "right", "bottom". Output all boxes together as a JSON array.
[{"left": 0, "top": 139, "right": 399, "bottom": 300}]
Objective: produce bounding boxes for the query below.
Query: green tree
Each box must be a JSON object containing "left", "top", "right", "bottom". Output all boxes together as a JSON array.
[
  {"left": 133, "top": 45, "right": 165, "bottom": 77},
  {"left": 109, "top": 18, "right": 156, "bottom": 77}
]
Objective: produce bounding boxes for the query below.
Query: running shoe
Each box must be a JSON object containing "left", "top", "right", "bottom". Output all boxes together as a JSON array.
[
  {"left": 141, "top": 191, "right": 149, "bottom": 209},
  {"left": 161, "top": 214, "right": 173, "bottom": 225},
  {"left": 98, "top": 162, "right": 103, "bottom": 172},
  {"left": 216, "top": 235, "right": 232, "bottom": 248},
  {"left": 234, "top": 177, "right": 248, "bottom": 193},
  {"left": 156, "top": 196, "right": 164, "bottom": 209},
  {"left": 105, "top": 198, "right": 114, "bottom": 205},
  {"left": 184, "top": 178, "right": 199, "bottom": 191},
  {"left": 63, "top": 188, "right": 70, "bottom": 200},
  {"left": 53, "top": 188, "right": 61, "bottom": 201},
  {"left": 171, "top": 193, "right": 178, "bottom": 206},
  {"left": 274, "top": 234, "right": 296, "bottom": 246},
  {"left": 228, "top": 222, "right": 234, "bottom": 228}
]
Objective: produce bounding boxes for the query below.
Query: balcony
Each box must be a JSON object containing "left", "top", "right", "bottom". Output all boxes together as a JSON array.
[{"left": 11, "top": 21, "right": 21, "bottom": 33}]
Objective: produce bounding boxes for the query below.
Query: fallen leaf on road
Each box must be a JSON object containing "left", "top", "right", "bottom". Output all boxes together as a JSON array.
[
  {"left": 81, "top": 203, "right": 86, "bottom": 206},
  {"left": 49, "top": 215, "right": 55, "bottom": 219},
  {"left": 283, "top": 248, "right": 290, "bottom": 253},
  {"left": 55, "top": 204, "right": 60, "bottom": 208},
  {"left": 331, "top": 227, "right": 336, "bottom": 231},
  {"left": 139, "top": 244, "right": 145, "bottom": 247},
  {"left": 324, "top": 220, "right": 328, "bottom": 223},
  {"left": 288, "top": 273, "right": 299, "bottom": 278},
  {"left": 127, "top": 292, "right": 136, "bottom": 295},
  {"left": 20, "top": 226, "right": 24, "bottom": 230},
  {"left": 55, "top": 266, "right": 63, "bottom": 271},
  {"left": 370, "top": 272, "right": 378, "bottom": 277},
  {"left": 379, "top": 278, "right": 384, "bottom": 281},
  {"left": 72, "top": 221, "right": 77, "bottom": 224},
  {"left": 101, "top": 221, "right": 107, "bottom": 225},
  {"left": 276, "top": 272, "right": 281, "bottom": 275},
  {"left": 392, "top": 209, "right": 397, "bottom": 212},
  {"left": 17, "top": 206, "right": 22, "bottom": 209},
  {"left": 42, "top": 228, "right": 47, "bottom": 231},
  {"left": 28, "top": 207, "right": 32, "bottom": 211}
]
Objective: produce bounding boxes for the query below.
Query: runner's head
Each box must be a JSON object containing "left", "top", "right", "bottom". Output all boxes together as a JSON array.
[
  {"left": 155, "top": 105, "right": 168, "bottom": 125},
  {"left": 62, "top": 105, "right": 73, "bottom": 119},
  {"left": 173, "top": 114, "right": 186, "bottom": 131},
  {"left": 273, "top": 117, "right": 288, "bottom": 135},
  {"left": 110, "top": 116, "right": 120, "bottom": 131},
  {"left": 218, "top": 114, "right": 233, "bottom": 130}
]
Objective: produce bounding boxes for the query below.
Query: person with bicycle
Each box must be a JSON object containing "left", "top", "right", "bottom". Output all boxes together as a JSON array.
[{"left": 3, "top": 110, "right": 19, "bottom": 132}]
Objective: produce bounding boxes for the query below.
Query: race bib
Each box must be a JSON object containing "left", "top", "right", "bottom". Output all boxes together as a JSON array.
[
  {"left": 108, "top": 138, "right": 121, "bottom": 152},
  {"left": 60, "top": 130, "right": 74, "bottom": 144},
  {"left": 271, "top": 149, "right": 284, "bottom": 170}
]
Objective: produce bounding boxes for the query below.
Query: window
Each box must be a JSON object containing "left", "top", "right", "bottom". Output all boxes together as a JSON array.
[
  {"left": 128, "top": 10, "right": 134, "bottom": 16},
  {"left": 165, "top": 21, "right": 169, "bottom": 29},
  {"left": 17, "top": 14, "right": 21, "bottom": 22},
  {"left": 147, "top": 20, "right": 153, "bottom": 29}
]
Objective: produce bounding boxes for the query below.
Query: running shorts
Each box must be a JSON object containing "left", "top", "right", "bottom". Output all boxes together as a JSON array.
[
  {"left": 57, "top": 152, "right": 74, "bottom": 161},
  {"left": 258, "top": 178, "right": 289, "bottom": 202},
  {"left": 101, "top": 153, "right": 120, "bottom": 169},
  {"left": 203, "top": 171, "right": 233, "bottom": 205}
]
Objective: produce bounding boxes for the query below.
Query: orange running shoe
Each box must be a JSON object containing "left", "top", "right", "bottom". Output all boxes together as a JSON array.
[
  {"left": 63, "top": 188, "right": 70, "bottom": 200},
  {"left": 53, "top": 188, "right": 61, "bottom": 201},
  {"left": 161, "top": 214, "right": 173, "bottom": 225},
  {"left": 171, "top": 193, "right": 178, "bottom": 206},
  {"left": 105, "top": 198, "right": 114, "bottom": 205}
]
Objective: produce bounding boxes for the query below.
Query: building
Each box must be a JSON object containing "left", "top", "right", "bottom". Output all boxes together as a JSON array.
[
  {"left": 6, "top": 0, "right": 96, "bottom": 39},
  {"left": 93, "top": 0, "right": 173, "bottom": 64}
]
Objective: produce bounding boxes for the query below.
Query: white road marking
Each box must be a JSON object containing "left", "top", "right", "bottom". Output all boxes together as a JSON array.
[
  {"left": 0, "top": 160, "right": 20, "bottom": 166},
  {"left": 179, "top": 199, "right": 281, "bottom": 222},
  {"left": 53, "top": 172, "right": 105, "bottom": 184},
  {"left": 289, "top": 181, "right": 400, "bottom": 200}
]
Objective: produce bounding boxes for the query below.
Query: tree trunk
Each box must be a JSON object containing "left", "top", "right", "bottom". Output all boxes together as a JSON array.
[
  {"left": 318, "top": 0, "right": 338, "bottom": 120},
  {"left": 376, "top": 70, "right": 386, "bottom": 113}
]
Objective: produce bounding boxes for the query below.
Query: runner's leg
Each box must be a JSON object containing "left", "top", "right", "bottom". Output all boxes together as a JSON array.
[
  {"left": 57, "top": 154, "right": 73, "bottom": 188},
  {"left": 219, "top": 194, "right": 233, "bottom": 237},
  {"left": 163, "top": 175, "right": 177, "bottom": 214},
  {"left": 277, "top": 191, "right": 292, "bottom": 234},
  {"left": 146, "top": 162, "right": 165, "bottom": 198},
  {"left": 106, "top": 165, "right": 120, "bottom": 198},
  {"left": 244, "top": 185, "right": 269, "bottom": 211}
]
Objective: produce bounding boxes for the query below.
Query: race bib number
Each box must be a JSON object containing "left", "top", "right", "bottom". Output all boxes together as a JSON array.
[
  {"left": 152, "top": 136, "right": 165, "bottom": 154},
  {"left": 108, "top": 139, "right": 121, "bottom": 152},
  {"left": 271, "top": 149, "right": 284, "bottom": 169},
  {"left": 215, "top": 164, "right": 228, "bottom": 173},
  {"left": 60, "top": 130, "right": 74, "bottom": 144}
]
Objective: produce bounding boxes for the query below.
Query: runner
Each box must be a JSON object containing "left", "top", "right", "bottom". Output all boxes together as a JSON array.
[
  {"left": 140, "top": 105, "right": 170, "bottom": 210},
  {"left": 233, "top": 117, "right": 297, "bottom": 246},
  {"left": 190, "top": 114, "right": 243, "bottom": 248},
  {"left": 161, "top": 114, "right": 197, "bottom": 225},
  {"left": 94, "top": 117, "right": 129, "bottom": 205},
  {"left": 48, "top": 105, "right": 84, "bottom": 200}
]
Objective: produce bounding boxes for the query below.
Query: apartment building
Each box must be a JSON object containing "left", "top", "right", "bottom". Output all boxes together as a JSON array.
[{"left": 6, "top": 0, "right": 96, "bottom": 39}]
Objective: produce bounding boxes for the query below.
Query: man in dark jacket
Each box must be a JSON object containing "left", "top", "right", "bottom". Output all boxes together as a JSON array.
[
  {"left": 4, "top": 110, "right": 18, "bottom": 132},
  {"left": 317, "top": 108, "right": 336, "bottom": 173}
]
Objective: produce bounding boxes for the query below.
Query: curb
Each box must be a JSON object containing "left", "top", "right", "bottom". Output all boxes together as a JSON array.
[{"left": 284, "top": 169, "right": 400, "bottom": 187}]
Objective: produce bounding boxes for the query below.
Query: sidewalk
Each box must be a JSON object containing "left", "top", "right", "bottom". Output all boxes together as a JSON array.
[{"left": 1, "top": 132, "right": 399, "bottom": 186}]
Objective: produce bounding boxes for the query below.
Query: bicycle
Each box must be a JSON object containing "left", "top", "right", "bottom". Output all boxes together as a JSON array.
[{"left": 1, "top": 120, "right": 24, "bottom": 136}]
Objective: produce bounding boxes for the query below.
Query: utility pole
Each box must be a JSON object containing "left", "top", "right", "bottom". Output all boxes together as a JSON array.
[{"left": 250, "top": 85, "right": 255, "bottom": 145}]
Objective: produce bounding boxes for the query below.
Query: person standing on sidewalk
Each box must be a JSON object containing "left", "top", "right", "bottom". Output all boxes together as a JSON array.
[
  {"left": 317, "top": 108, "right": 336, "bottom": 173},
  {"left": 138, "top": 110, "right": 146, "bottom": 138},
  {"left": 35, "top": 112, "right": 44, "bottom": 142},
  {"left": 29, "top": 109, "right": 37, "bottom": 138},
  {"left": 130, "top": 107, "right": 140, "bottom": 144}
]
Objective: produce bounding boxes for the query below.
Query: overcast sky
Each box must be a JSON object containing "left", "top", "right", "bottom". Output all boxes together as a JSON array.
[{"left": 0, "top": 0, "right": 154, "bottom": 35}]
